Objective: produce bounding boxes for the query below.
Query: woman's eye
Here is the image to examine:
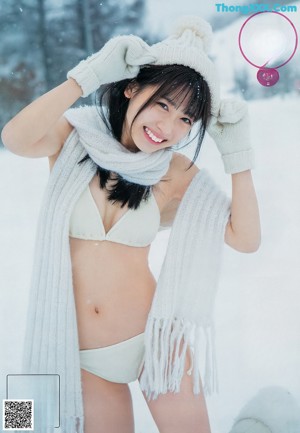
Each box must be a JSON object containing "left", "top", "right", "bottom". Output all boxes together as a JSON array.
[
  {"left": 182, "top": 117, "right": 192, "bottom": 125},
  {"left": 157, "top": 102, "right": 168, "bottom": 110}
]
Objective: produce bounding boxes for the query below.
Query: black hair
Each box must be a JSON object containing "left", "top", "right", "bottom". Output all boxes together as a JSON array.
[{"left": 80, "top": 64, "right": 211, "bottom": 209}]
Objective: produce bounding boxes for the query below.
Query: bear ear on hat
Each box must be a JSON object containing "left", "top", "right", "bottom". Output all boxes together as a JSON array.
[{"left": 172, "top": 15, "right": 213, "bottom": 53}]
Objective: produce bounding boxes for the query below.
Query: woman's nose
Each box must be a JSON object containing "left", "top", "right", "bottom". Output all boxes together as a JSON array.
[{"left": 157, "top": 118, "right": 173, "bottom": 138}]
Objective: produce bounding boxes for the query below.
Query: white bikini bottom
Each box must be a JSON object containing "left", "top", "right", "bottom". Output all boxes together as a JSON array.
[{"left": 79, "top": 332, "right": 145, "bottom": 383}]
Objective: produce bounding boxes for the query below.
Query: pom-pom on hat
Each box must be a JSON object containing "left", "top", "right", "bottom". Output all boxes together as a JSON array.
[{"left": 150, "top": 16, "right": 220, "bottom": 116}]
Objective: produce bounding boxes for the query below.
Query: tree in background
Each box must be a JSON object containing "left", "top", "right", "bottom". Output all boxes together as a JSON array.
[
  {"left": 0, "top": 0, "right": 43, "bottom": 127},
  {"left": 0, "top": 0, "right": 146, "bottom": 136}
]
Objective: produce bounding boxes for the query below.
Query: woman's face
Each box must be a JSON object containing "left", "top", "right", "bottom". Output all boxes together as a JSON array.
[{"left": 121, "top": 85, "right": 194, "bottom": 153}]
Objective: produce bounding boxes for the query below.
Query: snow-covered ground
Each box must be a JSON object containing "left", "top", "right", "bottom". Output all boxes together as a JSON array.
[{"left": 1, "top": 96, "right": 300, "bottom": 432}]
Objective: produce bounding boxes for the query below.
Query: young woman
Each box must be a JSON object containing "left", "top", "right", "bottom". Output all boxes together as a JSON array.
[{"left": 2, "top": 17, "right": 260, "bottom": 433}]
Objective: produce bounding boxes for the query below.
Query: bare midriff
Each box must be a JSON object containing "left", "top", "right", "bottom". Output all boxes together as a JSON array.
[{"left": 70, "top": 238, "right": 156, "bottom": 351}]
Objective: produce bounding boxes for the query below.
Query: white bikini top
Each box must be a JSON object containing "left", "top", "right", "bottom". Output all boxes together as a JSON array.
[{"left": 69, "top": 185, "right": 161, "bottom": 247}]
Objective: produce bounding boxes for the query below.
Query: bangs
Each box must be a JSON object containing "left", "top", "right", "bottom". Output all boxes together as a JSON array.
[
  {"left": 133, "top": 65, "right": 211, "bottom": 125},
  {"left": 159, "top": 81, "right": 207, "bottom": 122}
]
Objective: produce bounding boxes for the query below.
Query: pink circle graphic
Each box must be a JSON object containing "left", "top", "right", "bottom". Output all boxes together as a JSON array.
[{"left": 238, "top": 12, "right": 298, "bottom": 86}]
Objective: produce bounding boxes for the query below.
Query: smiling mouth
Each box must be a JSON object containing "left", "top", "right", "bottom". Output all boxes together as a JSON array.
[{"left": 144, "top": 127, "right": 165, "bottom": 144}]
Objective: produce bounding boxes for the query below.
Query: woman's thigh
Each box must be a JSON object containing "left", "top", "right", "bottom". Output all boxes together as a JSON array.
[
  {"left": 139, "top": 354, "right": 211, "bottom": 433},
  {"left": 81, "top": 368, "right": 135, "bottom": 433}
]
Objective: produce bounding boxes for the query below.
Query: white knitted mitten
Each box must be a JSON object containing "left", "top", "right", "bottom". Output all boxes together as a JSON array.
[
  {"left": 67, "top": 35, "right": 156, "bottom": 97},
  {"left": 207, "top": 99, "right": 255, "bottom": 174}
]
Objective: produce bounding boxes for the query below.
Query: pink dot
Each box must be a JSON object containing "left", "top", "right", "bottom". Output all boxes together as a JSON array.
[{"left": 257, "top": 68, "right": 280, "bottom": 86}]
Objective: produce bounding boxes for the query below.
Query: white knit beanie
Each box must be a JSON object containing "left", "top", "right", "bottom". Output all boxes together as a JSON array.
[{"left": 149, "top": 16, "right": 220, "bottom": 115}]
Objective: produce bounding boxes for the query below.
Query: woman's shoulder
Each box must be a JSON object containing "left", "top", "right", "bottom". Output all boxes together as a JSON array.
[
  {"left": 154, "top": 153, "right": 200, "bottom": 228},
  {"left": 48, "top": 105, "right": 101, "bottom": 171},
  {"left": 166, "top": 152, "right": 199, "bottom": 200}
]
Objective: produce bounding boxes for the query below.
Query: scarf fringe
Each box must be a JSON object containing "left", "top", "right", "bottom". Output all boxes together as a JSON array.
[{"left": 139, "top": 317, "right": 218, "bottom": 400}]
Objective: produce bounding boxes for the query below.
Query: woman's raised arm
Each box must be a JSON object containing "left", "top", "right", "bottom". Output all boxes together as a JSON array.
[
  {"left": 207, "top": 99, "right": 261, "bottom": 253},
  {"left": 1, "top": 35, "right": 155, "bottom": 159},
  {"left": 1, "top": 78, "right": 82, "bottom": 158}
]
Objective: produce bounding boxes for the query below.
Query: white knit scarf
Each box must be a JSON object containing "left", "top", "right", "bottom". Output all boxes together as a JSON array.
[
  {"left": 63, "top": 105, "right": 173, "bottom": 185},
  {"left": 21, "top": 106, "right": 230, "bottom": 432}
]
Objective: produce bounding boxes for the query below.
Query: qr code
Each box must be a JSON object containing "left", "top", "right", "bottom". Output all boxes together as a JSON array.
[{"left": 3, "top": 399, "right": 34, "bottom": 430}]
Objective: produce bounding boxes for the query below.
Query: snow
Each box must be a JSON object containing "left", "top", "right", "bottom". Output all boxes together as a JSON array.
[
  {"left": 210, "top": 6, "right": 300, "bottom": 97},
  {"left": 1, "top": 3, "right": 300, "bottom": 431},
  {"left": 143, "top": 0, "right": 254, "bottom": 38},
  {"left": 1, "top": 96, "right": 299, "bottom": 432}
]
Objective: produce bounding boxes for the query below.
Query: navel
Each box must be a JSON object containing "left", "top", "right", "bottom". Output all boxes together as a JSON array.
[{"left": 94, "top": 306, "right": 100, "bottom": 314}]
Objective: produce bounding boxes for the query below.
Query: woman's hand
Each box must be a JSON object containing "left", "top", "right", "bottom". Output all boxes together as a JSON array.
[
  {"left": 67, "top": 35, "right": 156, "bottom": 97},
  {"left": 2, "top": 35, "right": 156, "bottom": 156},
  {"left": 207, "top": 99, "right": 255, "bottom": 174}
]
